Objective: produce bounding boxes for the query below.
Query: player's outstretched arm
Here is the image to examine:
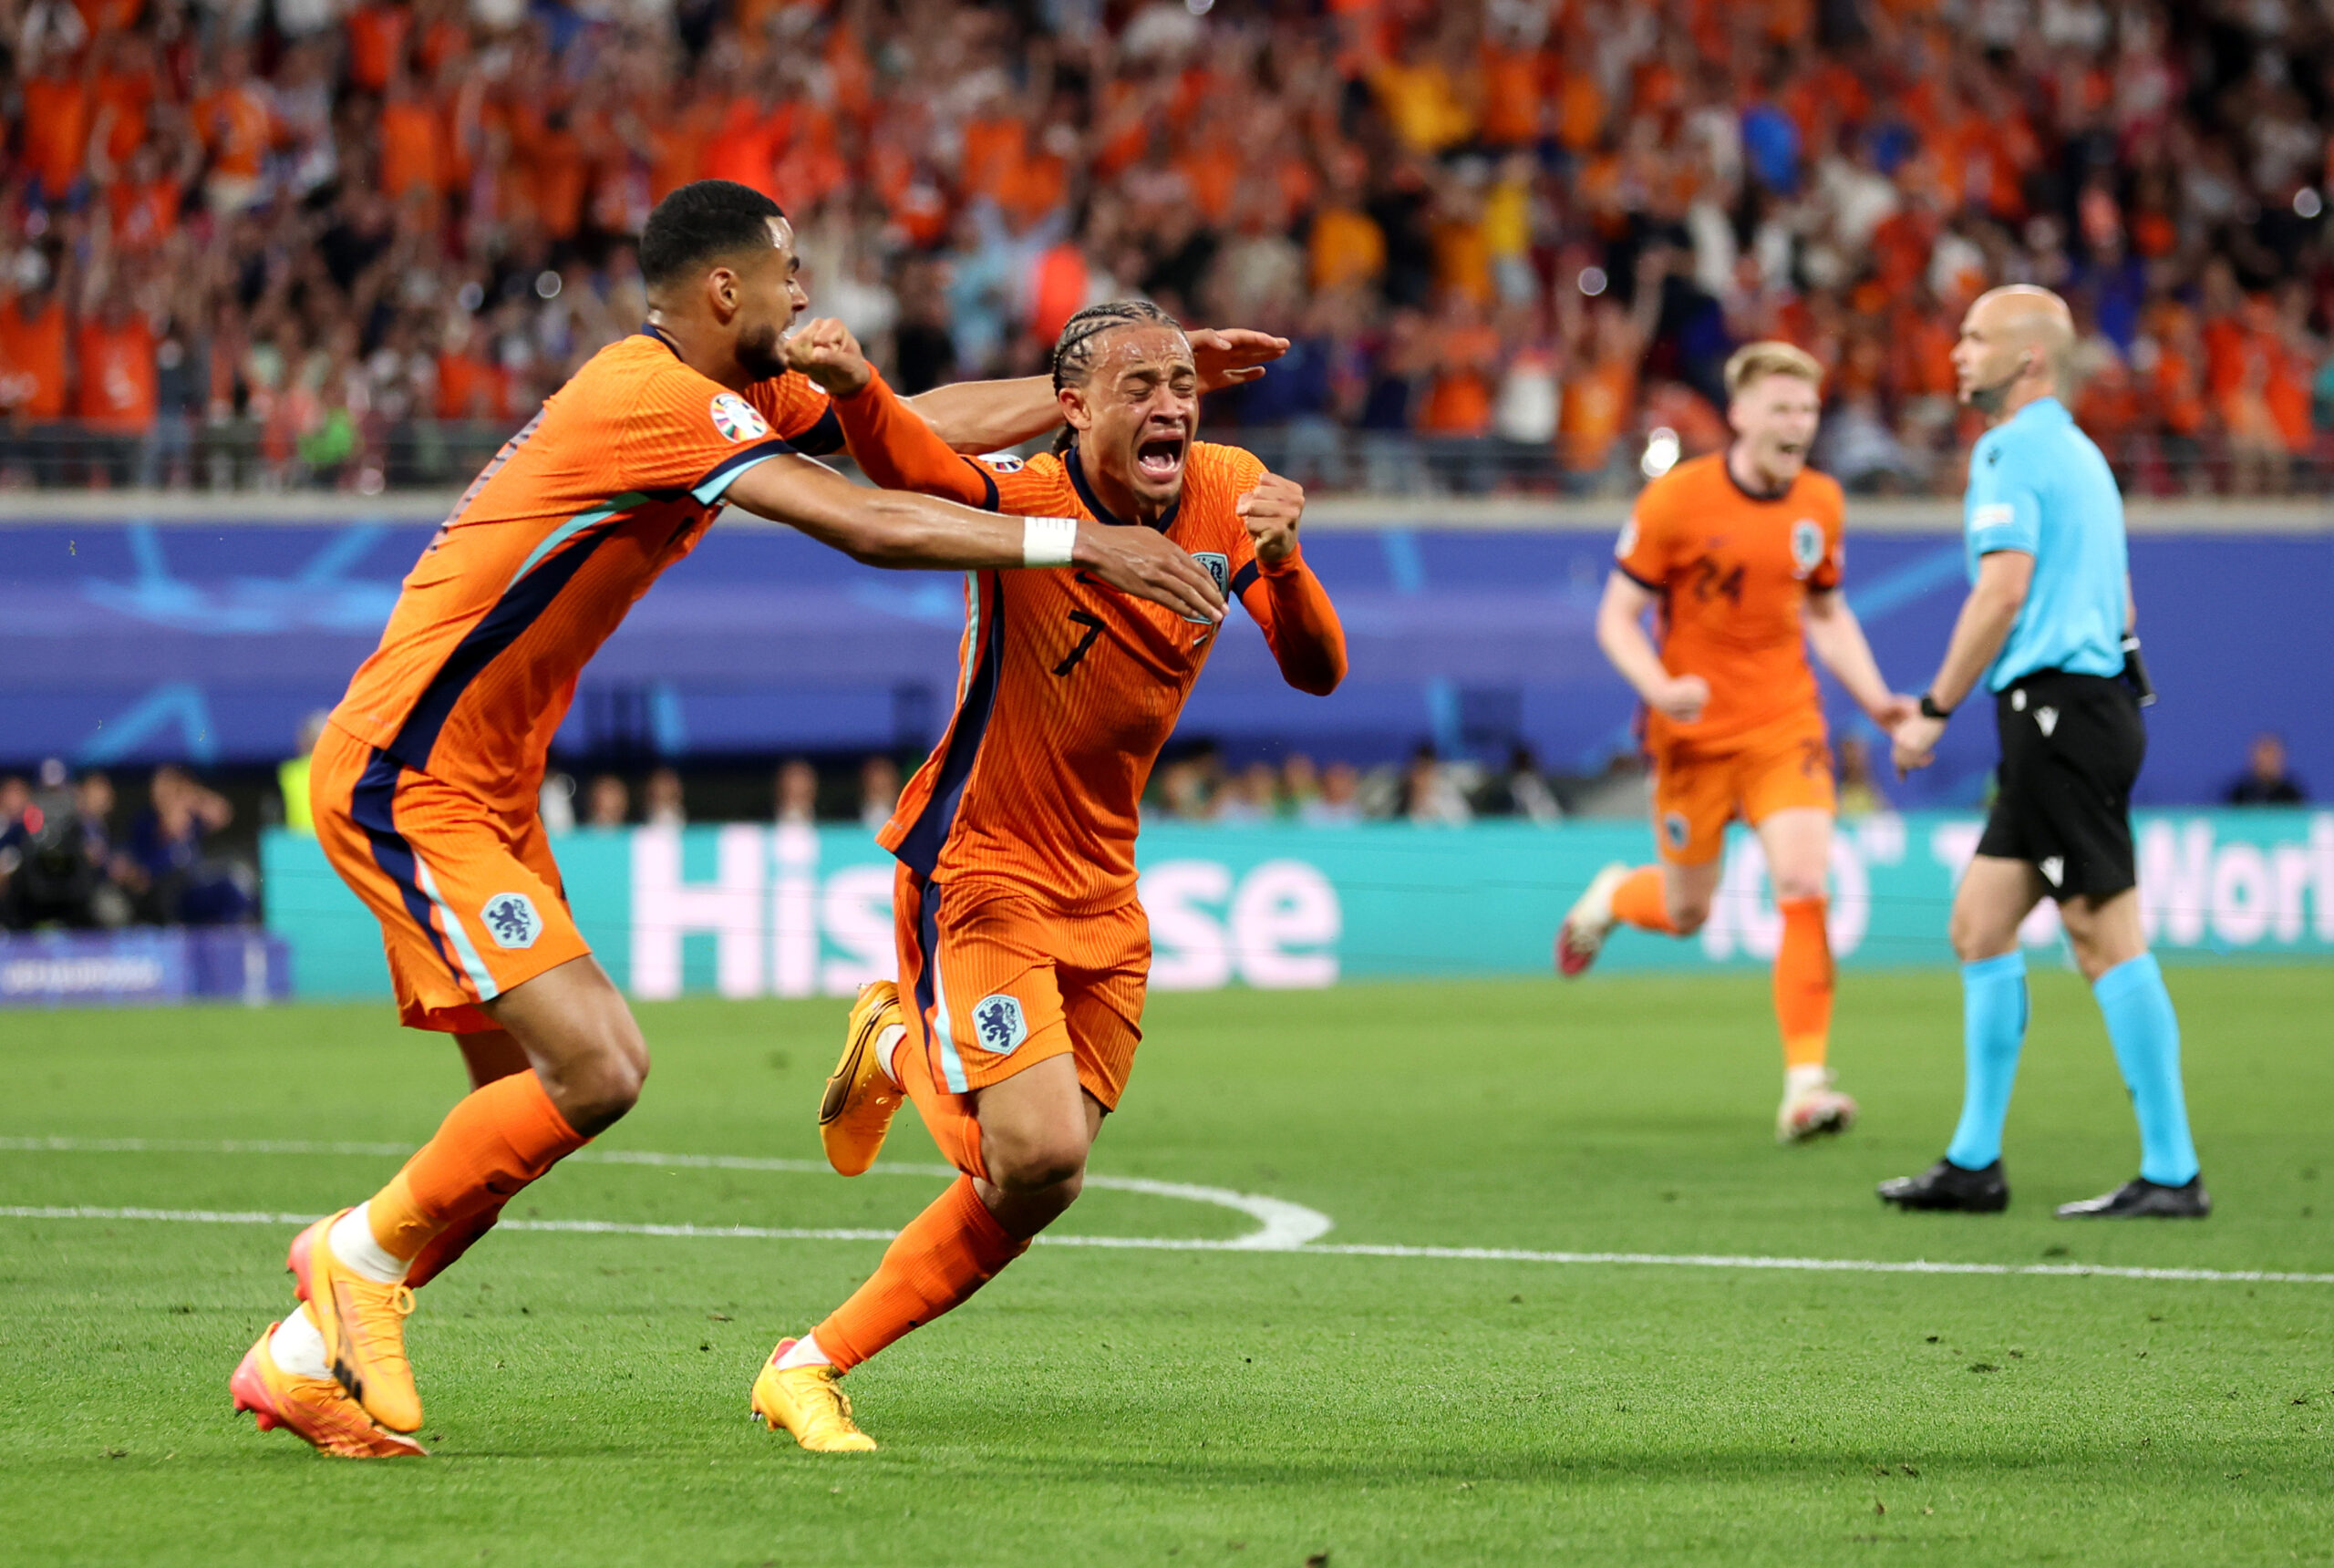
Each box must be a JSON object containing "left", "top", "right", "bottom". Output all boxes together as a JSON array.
[
  {"left": 1234, "top": 472, "right": 1345, "bottom": 696},
  {"left": 1595, "top": 570, "right": 1708, "bottom": 723},
  {"left": 723, "top": 452, "right": 1224, "bottom": 624},
  {"left": 1805, "top": 589, "right": 1914, "bottom": 727},
  {"left": 890, "top": 326, "right": 1290, "bottom": 453}
]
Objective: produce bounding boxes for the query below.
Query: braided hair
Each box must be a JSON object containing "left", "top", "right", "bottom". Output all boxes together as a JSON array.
[{"left": 1049, "top": 299, "right": 1184, "bottom": 455}]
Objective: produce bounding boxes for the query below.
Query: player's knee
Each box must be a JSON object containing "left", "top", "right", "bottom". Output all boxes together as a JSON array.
[
  {"left": 1769, "top": 869, "right": 1826, "bottom": 904},
  {"left": 986, "top": 1130, "right": 1088, "bottom": 1198},
  {"left": 556, "top": 1025, "right": 649, "bottom": 1134},
  {"left": 1667, "top": 894, "right": 1711, "bottom": 934},
  {"left": 1947, "top": 909, "right": 2009, "bottom": 965}
]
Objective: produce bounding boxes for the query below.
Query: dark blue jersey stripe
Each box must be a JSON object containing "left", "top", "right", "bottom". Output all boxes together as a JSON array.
[
  {"left": 348, "top": 748, "right": 460, "bottom": 984},
  {"left": 386, "top": 516, "right": 629, "bottom": 772},
  {"left": 792, "top": 405, "right": 846, "bottom": 456},
  {"left": 1231, "top": 559, "right": 1260, "bottom": 597},
  {"left": 894, "top": 572, "right": 1006, "bottom": 876}
]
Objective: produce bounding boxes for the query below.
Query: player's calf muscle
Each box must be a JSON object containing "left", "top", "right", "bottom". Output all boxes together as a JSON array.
[{"left": 484, "top": 958, "right": 650, "bottom": 1135}]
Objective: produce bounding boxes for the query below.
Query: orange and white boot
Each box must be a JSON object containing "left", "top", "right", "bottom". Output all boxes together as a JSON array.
[
  {"left": 230, "top": 1320, "right": 426, "bottom": 1460},
  {"left": 288, "top": 1212, "right": 423, "bottom": 1434},
  {"left": 820, "top": 982, "right": 905, "bottom": 1177}
]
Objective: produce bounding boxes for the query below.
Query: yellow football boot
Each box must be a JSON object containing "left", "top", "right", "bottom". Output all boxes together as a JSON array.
[
  {"left": 288, "top": 1212, "right": 423, "bottom": 1434},
  {"left": 230, "top": 1321, "right": 427, "bottom": 1460},
  {"left": 750, "top": 1339, "right": 878, "bottom": 1452},
  {"left": 820, "top": 981, "right": 904, "bottom": 1177}
]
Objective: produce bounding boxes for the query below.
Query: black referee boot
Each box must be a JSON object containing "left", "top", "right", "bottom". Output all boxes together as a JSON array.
[
  {"left": 2054, "top": 1175, "right": 2211, "bottom": 1219},
  {"left": 1875, "top": 1158, "right": 2009, "bottom": 1212}
]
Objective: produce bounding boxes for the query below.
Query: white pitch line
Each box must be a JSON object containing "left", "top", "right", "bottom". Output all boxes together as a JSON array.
[{"left": 5, "top": 1138, "right": 2329, "bottom": 1285}]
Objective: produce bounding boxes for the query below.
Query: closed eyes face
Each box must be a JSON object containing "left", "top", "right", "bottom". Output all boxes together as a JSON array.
[
  {"left": 729, "top": 216, "right": 809, "bottom": 381},
  {"left": 1067, "top": 325, "right": 1200, "bottom": 507}
]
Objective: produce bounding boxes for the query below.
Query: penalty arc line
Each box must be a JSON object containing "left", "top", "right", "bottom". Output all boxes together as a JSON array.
[{"left": 3, "top": 1202, "right": 2331, "bottom": 1287}]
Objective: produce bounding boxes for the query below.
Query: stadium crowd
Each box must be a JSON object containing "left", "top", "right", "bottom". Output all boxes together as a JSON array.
[{"left": 0, "top": 0, "right": 2332, "bottom": 493}]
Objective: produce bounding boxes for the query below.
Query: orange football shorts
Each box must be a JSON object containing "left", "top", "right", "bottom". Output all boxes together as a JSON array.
[
  {"left": 892, "top": 865, "right": 1148, "bottom": 1127},
  {"left": 1648, "top": 723, "right": 1837, "bottom": 867},
  {"left": 310, "top": 723, "right": 592, "bottom": 1033}
]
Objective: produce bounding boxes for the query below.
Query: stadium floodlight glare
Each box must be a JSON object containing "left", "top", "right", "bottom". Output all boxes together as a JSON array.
[
  {"left": 1640, "top": 427, "right": 1680, "bottom": 480},
  {"left": 1577, "top": 266, "right": 1608, "bottom": 297},
  {"left": 535, "top": 270, "right": 563, "bottom": 300},
  {"left": 2297, "top": 188, "right": 2324, "bottom": 220}
]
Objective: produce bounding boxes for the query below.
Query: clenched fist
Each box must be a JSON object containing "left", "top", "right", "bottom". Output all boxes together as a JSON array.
[
  {"left": 1235, "top": 471, "right": 1306, "bottom": 564},
  {"left": 783, "top": 317, "right": 873, "bottom": 397}
]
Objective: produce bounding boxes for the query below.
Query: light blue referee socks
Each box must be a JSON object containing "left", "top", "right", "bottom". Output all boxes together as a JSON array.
[
  {"left": 1946, "top": 952, "right": 2029, "bottom": 1171},
  {"left": 2092, "top": 953, "right": 2200, "bottom": 1186}
]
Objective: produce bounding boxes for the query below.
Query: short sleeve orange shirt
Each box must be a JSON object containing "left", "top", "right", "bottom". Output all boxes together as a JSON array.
[
  {"left": 1615, "top": 452, "right": 1846, "bottom": 753},
  {"left": 883, "top": 442, "right": 1272, "bottom": 913},
  {"left": 328, "top": 331, "right": 833, "bottom": 814}
]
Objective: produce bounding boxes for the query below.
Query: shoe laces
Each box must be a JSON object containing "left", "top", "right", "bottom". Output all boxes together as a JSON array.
[{"left": 336, "top": 1277, "right": 417, "bottom": 1362}]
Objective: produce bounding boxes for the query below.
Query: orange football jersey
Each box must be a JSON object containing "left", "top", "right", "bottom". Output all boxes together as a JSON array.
[
  {"left": 1615, "top": 452, "right": 1846, "bottom": 751},
  {"left": 330, "top": 329, "right": 842, "bottom": 814},
  {"left": 878, "top": 439, "right": 1338, "bottom": 911}
]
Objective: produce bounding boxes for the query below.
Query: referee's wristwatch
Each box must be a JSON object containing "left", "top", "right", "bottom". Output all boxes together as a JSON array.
[{"left": 1918, "top": 693, "right": 1953, "bottom": 721}]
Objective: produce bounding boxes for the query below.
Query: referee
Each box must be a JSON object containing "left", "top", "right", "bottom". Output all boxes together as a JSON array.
[{"left": 1877, "top": 285, "right": 2206, "bottom": 1219}]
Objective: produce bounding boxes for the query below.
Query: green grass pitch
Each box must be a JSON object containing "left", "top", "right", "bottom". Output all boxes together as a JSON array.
[{"left": 3, "top": 965, "right": 2330, "bottom": 1566}]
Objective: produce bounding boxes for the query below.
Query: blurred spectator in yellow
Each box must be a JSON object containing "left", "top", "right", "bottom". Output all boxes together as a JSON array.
[
  {"left": 277, "top": 711, "right": 330, "bottom": 833},
  {"left": 1836, "top": 735, "right": 1890, "bottom": 819}
]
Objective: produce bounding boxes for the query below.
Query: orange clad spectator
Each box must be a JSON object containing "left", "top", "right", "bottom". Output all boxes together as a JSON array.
[
  {"left": 1311, "top": 192, "right": 1385, "bottom": 294},
  {"left": 106, "top": 145, "right": 183, "bottom": 253},
  {"left": 1176, "top": 122, "right": 1243, "bottom": 226},
  {"left": 1028, "top": 241, "right": 1090, "bottom": 346},
  {"left": 193, "top": 52, "right": 279, "bottom": 213},
  {"left": 524, "top": 108, "right": 591, "bottom": 242},
  {"left": 1417, "top": 298, "right": 1501, "bottom": 436},
  {"left": 378, "top": 77, "right": 446, "bottom": 200},
  {"left": 1430, "top": 192, "right": 1493, "bottom": 308},
  {"left": 959, "top": 108, "right": 1027, "bottom": 201},
  {"left": 705, "top": 91, "right": 787, "bottom": 200},
  {"left": 2147, "top": 309, "right": 2211, "bottom": 443},
  {"left": 20, "top": 49, "right": 93, "bottom": 201},
  {"left": 346, "top": 1, "right": 415, "bottom": 96},
  {"left": 645, "top": 105, "right": 718, "bottom": 203},
  {"left": 1552, "top": 68, "right": 1605, "bottom": 153},
  {"left": 0, "top": 289, "right": 70, "bottom": 421},
  {"left": 1480, "top": 44, "right": 1544, "bottom": 148},
  {"left": 91, "top": 35, "right": 160, "bottom": 170},
  {"left": 434, "top": 321, "right": 511, "bottom": 421},
  {"left": 76, "top": 293, "right": 158, "bottom": 432},
  {"left": 416, "top": 0, "right": 470, "bottom": 77}
]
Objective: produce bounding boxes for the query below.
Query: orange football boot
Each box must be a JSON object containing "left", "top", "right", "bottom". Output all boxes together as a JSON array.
[
  {"left": 230, "top": 1323, "right": 426, "bottom": 1459},
  {"left": 820, "top": 981, "right": 904, "bottom": 1177},
  {"left": 288, "top": 1212, "right": 423, "bottom": 1434}
]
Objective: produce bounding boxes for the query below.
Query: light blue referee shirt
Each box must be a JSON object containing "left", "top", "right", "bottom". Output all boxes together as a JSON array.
[{"left": 1963, "top": 396, "right": 2128, "bottom": 691}]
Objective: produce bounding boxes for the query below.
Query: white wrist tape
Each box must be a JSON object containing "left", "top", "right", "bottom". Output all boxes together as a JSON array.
[{"left": 1022, "top": 515, "right": 1078, "bottom": 568}]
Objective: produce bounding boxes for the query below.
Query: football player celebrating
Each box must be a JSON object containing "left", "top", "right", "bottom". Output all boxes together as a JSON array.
[
  {"left": 747, "top": 302, "right": 1346, "bottom": 1451},
  {"left": 1554, "top": 342, "right": 1914, "bottom": 1142},
  {"left": 227, "top": 181, "right": 1280, "bottom": 1459}
]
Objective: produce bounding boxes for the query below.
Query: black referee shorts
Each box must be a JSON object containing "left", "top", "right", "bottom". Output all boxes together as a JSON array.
[{"left": 1975, "top": 668, "right": 2145, "bottom": 903}]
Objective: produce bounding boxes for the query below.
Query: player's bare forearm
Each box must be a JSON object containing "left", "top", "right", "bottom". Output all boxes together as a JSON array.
[
  {"left": 1805, "top": 592, "right": 1897, "bottom": 721},
  {"left": 901, "top": 377, "right": 1060, "bottom": 454},
  {"left": 726, "top": 453, "right": 1224, "bottom": 622},
  {"left": 1595, "top": 573, "right": 1675, "bottom": 704},
  {"left": 728, "top": 454, "right": 1022, "bottom": 568},
  {"left": 1245, "top": 561, "right": 1347, "bottom": 696},
  {"left": 1926, "top": 552, "right": 2032, "bottom": 711}
]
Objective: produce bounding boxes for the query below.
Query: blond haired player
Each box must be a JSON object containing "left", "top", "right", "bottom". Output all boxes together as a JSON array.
[{"left": 1556, "top": 342, "right": 1914, "bottom": 1141}]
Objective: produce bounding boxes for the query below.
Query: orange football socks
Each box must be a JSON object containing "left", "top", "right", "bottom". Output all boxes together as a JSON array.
[
  {"left": 1774, "top": 897, "right": 1834, "bottom": 1069},
  {"left": 365, "top": 1071, "right": 585, "bottom": 1264},
  {"left": 1609, "top": 866, "right": 1678, "bottom": 934},
  {"left": 811, "top": 1174, "right": 1028, "bottom": 1371}
]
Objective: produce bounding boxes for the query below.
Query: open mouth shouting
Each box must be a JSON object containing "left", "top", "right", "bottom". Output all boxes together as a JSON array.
[{"left": 1132, "top": 428, "right": 1189, "bottom": 489}]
